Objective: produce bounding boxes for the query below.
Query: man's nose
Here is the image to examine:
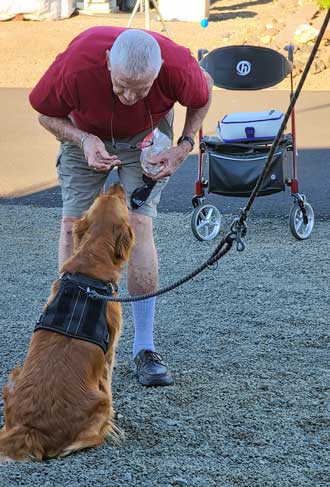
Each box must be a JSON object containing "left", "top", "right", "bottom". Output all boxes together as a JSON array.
[{"left": 123, "top": 90, "right": 137, "bottom": 102}]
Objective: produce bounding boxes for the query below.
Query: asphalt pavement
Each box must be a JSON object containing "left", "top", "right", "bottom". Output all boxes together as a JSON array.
[
  {"left": 1, "top": 147, "right": 329, "bottom": 219},
  {"left": 0, "top": 89, "right": 329, "bottom": 218}
]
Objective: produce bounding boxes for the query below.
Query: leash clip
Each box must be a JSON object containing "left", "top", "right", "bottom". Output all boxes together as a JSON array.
[
  {"left": 230, "top": 218, "right": 247, "bottom": 252},
  {"left": 207, "top": 260, "right": 218, "bottom": 271},
  {"left": 80, "top": 286, "right": 99, "bottom": 300}
]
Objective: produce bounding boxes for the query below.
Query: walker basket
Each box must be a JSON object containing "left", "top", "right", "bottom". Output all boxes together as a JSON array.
[{"left": 205, "top": 142, "right": 285, "bottom": 197}]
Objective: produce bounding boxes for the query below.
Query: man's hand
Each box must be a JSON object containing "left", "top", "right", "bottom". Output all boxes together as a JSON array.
[
  {"left": 82, "top": 134, "right": 121, "bottom": 172},
  {"left": 144, "top": 143, "right": 191, "bottom": 181}
]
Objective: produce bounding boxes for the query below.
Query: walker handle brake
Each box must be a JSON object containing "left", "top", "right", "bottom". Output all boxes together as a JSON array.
[{"left": 285, "top": 44, "right": 294, "bottom": 63}]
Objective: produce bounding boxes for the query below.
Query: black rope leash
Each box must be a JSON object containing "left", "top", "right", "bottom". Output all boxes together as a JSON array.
[
  {"left": 85, "top": 230, "right": 239, "bottom": 302},
  {"left": 86, "top": 9, "right": 330, "bottom": 303}
]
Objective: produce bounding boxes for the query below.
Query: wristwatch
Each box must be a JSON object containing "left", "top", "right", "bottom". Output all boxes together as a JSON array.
[{"left": 177, "top": 135, "right": 195, "bottom": 152}]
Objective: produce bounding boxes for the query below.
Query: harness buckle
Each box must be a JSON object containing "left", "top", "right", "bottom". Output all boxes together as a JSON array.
[{"left": 106, "top": 282, "right": 116, "bottom": 294}]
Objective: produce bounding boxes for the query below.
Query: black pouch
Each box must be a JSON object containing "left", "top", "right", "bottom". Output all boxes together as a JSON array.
[{"left": 207, "top": 144, "right": 285, "bottom": 197}]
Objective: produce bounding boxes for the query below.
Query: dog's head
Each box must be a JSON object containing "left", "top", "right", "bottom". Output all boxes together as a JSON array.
[{"left": 64, "top": 184, "right": 135, "bottom": 279}]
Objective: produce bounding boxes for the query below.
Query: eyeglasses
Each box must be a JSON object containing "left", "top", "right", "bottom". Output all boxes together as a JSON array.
[
  {"left": 110, "top": 97, "right": 154, "bottom": 151},
  {"left": 130, "top": 174, "right": 157, "bottom": 210}
]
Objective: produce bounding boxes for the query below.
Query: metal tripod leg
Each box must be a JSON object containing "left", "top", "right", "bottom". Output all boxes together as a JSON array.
[
  {"left": 127, "top": 0, "right": 142, "bottom": 28},
  {"left": 127, "top": 0, "right": 171, "bottom": 38},
  {"left": 150, "top": 0, "right": 171, "bottom": 38}
]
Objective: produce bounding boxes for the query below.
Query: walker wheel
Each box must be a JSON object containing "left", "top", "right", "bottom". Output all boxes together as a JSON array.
[
  {"left": 289, "top": 201, "right": 314, "bottom": 240},
  {"left": 191, "top": 204, "right": 222, "bottom": 241}
]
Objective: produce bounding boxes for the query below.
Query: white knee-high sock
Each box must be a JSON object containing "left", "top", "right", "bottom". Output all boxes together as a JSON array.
[{"left": 132, "top": 297, "right": 156, "bottom": 358}]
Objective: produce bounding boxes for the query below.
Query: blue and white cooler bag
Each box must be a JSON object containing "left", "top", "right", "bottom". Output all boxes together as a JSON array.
[{"left": 217, "top": 110, "right": 284, "bottom": 143}]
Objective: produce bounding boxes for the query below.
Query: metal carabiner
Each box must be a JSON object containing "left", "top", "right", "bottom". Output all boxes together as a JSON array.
[{"left": 230, "top": 218, "right": 248, "bottom": 252}]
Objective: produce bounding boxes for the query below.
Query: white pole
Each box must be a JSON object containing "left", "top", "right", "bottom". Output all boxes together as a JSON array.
[{"left": 145, "top": 0, "right": 150, "bottom": 30}]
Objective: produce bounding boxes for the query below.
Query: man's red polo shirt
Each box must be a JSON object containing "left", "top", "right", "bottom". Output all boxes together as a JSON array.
[{"left": 29, "top": 26, "right": 209, "bottom": 139}]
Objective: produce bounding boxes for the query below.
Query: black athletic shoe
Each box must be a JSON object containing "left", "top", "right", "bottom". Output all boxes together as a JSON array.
[{"left": 134, "top": 349, "right": 174, "bottom": 387}]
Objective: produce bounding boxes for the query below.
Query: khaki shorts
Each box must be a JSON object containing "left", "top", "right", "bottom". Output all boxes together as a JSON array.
[{"left": 57, "top": 111, "right": 174, "bottom": 219}]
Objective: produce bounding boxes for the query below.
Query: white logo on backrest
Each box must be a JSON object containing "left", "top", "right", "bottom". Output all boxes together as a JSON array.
[{"left": 236, "top": 60, "right": 252, "bottom": 76}]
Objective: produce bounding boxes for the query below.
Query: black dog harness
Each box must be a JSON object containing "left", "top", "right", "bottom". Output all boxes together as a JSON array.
[{"left": 34, "top": 273, "right": 118, "bottom": 353}]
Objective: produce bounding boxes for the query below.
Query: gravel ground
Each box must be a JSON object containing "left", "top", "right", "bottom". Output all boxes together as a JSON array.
[{"left": 0, "top": 206, "right": 330, "bottom": 486}]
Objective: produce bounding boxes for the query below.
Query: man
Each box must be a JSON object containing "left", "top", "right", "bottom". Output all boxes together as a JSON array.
[{"left": 29, "top": 27, "right": 213, "bottom": 387}]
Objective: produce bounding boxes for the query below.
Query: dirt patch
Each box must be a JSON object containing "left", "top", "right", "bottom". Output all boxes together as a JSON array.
[{"left": 0, "top": 0, "right": 329, "bottom": 89}]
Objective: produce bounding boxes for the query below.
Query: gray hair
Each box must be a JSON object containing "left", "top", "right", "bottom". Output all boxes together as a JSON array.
[{"left": 109, "top": 29, "right": 162, "bottom": 79}]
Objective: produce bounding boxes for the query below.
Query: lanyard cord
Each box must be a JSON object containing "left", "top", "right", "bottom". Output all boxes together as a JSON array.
[{"left": 110, "top": 92, "right": 154, "bottom": 144}]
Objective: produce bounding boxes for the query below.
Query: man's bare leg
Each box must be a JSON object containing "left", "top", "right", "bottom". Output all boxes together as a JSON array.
[
  {"left": 58, "top": 216, "right": 78, "bottom": 271},
  {"left": 127, "top": 212, "right": 158, "bottom": 296}
]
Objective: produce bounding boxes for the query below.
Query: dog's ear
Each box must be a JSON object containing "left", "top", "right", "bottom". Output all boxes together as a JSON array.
[
  {"left": 114, "top": 224, "right": 135, "bottom": 263},
  {"left": 73, "top": 214, "right": 89, "bottom": 249}
]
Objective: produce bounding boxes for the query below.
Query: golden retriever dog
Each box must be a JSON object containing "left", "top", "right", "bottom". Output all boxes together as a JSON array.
[{"left": 0, "top": 183, "right": 134, "bottom": 461}]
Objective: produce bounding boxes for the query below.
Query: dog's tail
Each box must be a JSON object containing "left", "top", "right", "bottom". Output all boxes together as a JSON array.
[{"left": 0, "top": 426, "right": 47, "bottom": 462}]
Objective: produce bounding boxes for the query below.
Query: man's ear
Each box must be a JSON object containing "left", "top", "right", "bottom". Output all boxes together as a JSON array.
[
  {"left": 114, "top": 224, "right": 135, "bottom": 264},
  {"left": 73, "top": 214, "right": 89, "bottom": 250}
]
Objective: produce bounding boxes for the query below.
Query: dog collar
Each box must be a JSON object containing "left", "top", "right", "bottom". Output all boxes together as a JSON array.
[{"left": 60, "top": 272, "right": 118, "bottom": 295}]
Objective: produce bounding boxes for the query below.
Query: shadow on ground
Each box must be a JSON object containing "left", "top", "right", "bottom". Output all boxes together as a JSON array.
[
  {"left": 209, "top": 0, "right": 272, "bottom": 21},
  {"left": 210, "top": 0, "right": 272, "bottom": 9},
  {"left": 209, "top": 11, "right": 257, "bottom": 21}
]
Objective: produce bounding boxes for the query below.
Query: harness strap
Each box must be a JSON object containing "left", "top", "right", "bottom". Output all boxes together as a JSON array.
[{"left": 61, "top": 272, "right": 118, "bottom": 295}]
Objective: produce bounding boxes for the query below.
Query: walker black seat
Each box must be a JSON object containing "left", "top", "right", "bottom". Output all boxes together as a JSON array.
[{"left": 199, "top": 45, "right": 292, "bottom": 90}]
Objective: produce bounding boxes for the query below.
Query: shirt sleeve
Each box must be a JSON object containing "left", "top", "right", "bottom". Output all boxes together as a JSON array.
[
  {"left": 171, "top": 52, "right": 209, "bottom": 108},
  {"left": 29, "top": 60, "right": 79, "bottom": 117}
]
